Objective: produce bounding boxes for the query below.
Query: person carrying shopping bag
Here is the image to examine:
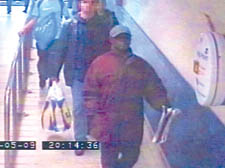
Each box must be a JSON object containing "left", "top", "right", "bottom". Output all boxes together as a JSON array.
[
  {"left": 19, "top": 0, "right": 70, "bottom": 88},
  {"left": 50, "top": 0, "right": 118, "bottom": 156}
]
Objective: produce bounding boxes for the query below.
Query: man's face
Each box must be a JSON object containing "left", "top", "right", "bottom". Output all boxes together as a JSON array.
[
  {"left": 111, "top": 33, "right": 131, "bottom": 51},
  {"left": 80, "top": 0, "right": 97, "bottom": 14}
]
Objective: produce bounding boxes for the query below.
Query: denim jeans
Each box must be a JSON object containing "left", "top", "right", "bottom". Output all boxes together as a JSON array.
[{"left": 71, "top": 79, "right": 88, "bottom": 141}]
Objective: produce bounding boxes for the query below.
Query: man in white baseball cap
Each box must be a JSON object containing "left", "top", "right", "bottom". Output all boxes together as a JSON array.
[
  {"left": 109, "top": 25, "right": 132, "bottom": 54},
  {"left": 83, "top": 25, "right": 171, "bottom": 168},
  {"left": 109, "top": 24, "right": 131, "bottom": 38}
]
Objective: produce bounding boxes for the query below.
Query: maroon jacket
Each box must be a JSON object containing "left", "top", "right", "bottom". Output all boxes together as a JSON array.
[{"left": 83, "top": 50, "right": 170, "bottom": 143}]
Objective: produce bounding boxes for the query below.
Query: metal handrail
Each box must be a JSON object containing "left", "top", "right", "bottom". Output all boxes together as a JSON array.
[
  {"left": 4, "top": 37, "right": 22, "bottom": 139},
  {"left": 3, "top": 35, "right": 31, "bottom": 168}
]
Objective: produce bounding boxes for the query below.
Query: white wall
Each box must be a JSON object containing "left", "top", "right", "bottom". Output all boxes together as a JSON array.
[
  {"left": 124, "top": 0, "right": 225, "bottom": 87},
  {"left": 124, "top": 0, "right": 225, "bottom": 119}
]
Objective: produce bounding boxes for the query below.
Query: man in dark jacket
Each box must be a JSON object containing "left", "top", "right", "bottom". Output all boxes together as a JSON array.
[
  {"left": 55, "top": 0, "right": 118, "bottom": 156},
  {"left": 83, "top": 25, "right": 171, "bottom": 168}
]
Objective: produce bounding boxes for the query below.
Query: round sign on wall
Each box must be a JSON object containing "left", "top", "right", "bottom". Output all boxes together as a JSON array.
[{"left": 194, "top": 32, "right": 225, "bottom": 106}]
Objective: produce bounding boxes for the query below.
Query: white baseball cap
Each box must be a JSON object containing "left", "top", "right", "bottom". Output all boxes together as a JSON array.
[{"left": 110, "top": 25, "right": 131, "bottom": 38}]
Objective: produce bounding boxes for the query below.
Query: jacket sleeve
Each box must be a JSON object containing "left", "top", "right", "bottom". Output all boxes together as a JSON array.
[
  {"left": 83, "top": 60, "right": 102, "bottom": 115},
  {"left": 62, "top": 20, "right": 77, "bottom": 86},
  {"left": 144, "top": 64, "right": 171, "bottom": 111}
]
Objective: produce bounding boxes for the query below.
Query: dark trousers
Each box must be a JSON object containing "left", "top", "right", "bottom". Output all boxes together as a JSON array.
[
  {"left": 37, "top": 49, "right": 49, "bottom": 81},
  {"left": 37, "top": 42, "right": 63, "bottom": 81},
  {"left": 101, "top": 142, "right": 140, "bottom": 168}
]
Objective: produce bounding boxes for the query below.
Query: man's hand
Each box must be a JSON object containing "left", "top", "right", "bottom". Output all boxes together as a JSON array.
[
  {"left": 18, "top": 29, "right": 27, "bottom": 37},
  {"left": 18, "top": 18, "right": 37, "bottom": 37}
]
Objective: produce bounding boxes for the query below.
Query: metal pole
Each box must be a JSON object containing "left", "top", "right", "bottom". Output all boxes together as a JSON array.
[
  {"left": 17, "top": 41, "right": 24, "bottom": 113},
  {"left": 18, "top": 41, "right": 23, "bottom": 93},
  {"left": 4, "top": 89, "right": 11, "bottom": 168},
  {"left": 12, "top": 61, "right": 17, "bottom": 141},
  {"left": 22, "top": 35, "right": 31, "bottom": 91},
  {"left": 4, "top": 90, "right": 11, "bottom": 141}
]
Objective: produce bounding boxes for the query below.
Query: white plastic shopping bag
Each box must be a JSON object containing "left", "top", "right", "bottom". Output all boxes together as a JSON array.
[{"left": 41, "top": 80, "right": 72, "bottom": 132}]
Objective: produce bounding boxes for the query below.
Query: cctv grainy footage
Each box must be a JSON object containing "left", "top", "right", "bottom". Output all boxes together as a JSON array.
[{"left": 1, "top": 0, "right": 225, "bottom": 168}]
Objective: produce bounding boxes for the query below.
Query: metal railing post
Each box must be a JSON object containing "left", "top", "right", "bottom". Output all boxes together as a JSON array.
[
  {"left": 18, "top": 41, "right": 23, "bottom": 93},
  {"left": 4, "top": 89, "right": 11, "bottom": 168},
  {"left": 3, "top": 36, "right": 30, "bottom": 168}
]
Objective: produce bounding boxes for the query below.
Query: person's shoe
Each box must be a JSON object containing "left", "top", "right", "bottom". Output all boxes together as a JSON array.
[
  {"left": 39, "top": 79, "right": 46, "bottom": 89},
  {"left": 23, "top": 9, "right": 27, "bottom": 13},
  {"left": 7, "top": 10, "right": 11, "bottom": 14},
  {"left": 74, "top": 150, "right": 85, "bottom": 156}
]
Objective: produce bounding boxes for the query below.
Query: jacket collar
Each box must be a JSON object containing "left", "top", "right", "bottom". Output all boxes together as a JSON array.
[
  {"left": 111, "top": 48, "right": 133, "bottom": 58},
  {"left": 74, "top": 12, "right": 98, "bottom": 23}
]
